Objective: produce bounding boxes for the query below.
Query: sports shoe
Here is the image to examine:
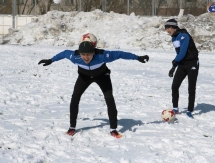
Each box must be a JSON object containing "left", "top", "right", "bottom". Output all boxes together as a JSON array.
[
  {"left": 186, "top": 111, "right": 194, "bottom": 118},
  {"left": 173, "top": 109, "right": 179, "bottom": 114},
  {"left": 66, "top": 128, "right": 76, "bottom": 136},
  {"left": 110, "top": 130, "right": 122, "bottom": 138}
]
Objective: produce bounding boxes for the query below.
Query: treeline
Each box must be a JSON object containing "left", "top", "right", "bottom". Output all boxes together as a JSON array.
[{"left": 0, "top": 0, "right": 209, "bottom": 16}]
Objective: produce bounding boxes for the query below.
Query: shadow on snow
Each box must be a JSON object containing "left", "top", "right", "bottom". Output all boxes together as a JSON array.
[
  {"left": 194, "top": 103, "right": 215, "bottom": 115},
  {"left": 76, "top": 118, "right": 163, "bottom": 133},
  {"left": 180, "top": 103, "right": 215, "bottom": 115}
]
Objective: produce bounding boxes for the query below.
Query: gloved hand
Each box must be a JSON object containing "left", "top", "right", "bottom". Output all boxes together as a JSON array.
[
  {"left": 169, "top": 67, "right": 176, "bottom": 77},
  {"left": 38, "top": 59, "right": 52, "bottom": 66},
  {"left": 172, "top": 60, "right": 177, "bottom": 68},
  {"left": 138, "top": 55, "right": 149, "bottom": 63}
]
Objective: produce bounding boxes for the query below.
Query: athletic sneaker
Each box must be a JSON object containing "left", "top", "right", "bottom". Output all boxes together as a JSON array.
[
  {"left": 110, "top": 130, "right": 122, "bottom": 138},
  {"left": 186, "top": 111, "right": 194, "bottom": 118},
  {"left": 66, "top": 128, "right": 76, "bottom": 136},
  {"left": 173, "top": 108, "right": 179, "bottom": 114}
]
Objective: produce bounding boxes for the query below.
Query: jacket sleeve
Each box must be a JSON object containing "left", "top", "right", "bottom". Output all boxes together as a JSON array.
[
  {"left": 102, "top": 50, "right": 138, "bottom": 63},
  {"left": 174, "top": 33, "right": 190, "bottom": 62},
  {"left": 51, "top": 50, "right": 74, "bottom": 62}
]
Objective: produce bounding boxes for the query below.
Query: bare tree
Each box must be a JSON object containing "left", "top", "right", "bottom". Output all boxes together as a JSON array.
[
  {"left": 0, "top": 0, "right": 12, "bottom": 14},
  {"left": 103, "top": 0, "right": 126, "bottom": 13},
  {"left": 81, "top": 0, "right": 94, "bottom": 12},
  {"left": 156, "top": 0, "right": 168, "bottom": 15},
  {"left": 21, "top": 0, "right": 29, "bottom": 14},
  {"left": 133, "top": 0, "right": 152, "bottom": 15},
  {"left": 46, "top": 0, "right": 53, "bottom": 13},
  {"left": 0, "top": 0, "right": 210, "bottom": 16},
  {"left": 184, "top": 0, "right": 207, "bottom": 15}
]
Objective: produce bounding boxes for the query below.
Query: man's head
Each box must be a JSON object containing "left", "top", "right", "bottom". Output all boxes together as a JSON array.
[
  {"left": 79, "top": 41, "right": 95, "bottom": 64},
  {"left": 165, "top": 19, "right": 178, "bottom": 36}
]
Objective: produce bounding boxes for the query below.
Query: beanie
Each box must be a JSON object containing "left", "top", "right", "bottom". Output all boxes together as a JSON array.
[
  {"left": 165, "top": 19, "right": 178, "bottom": 29},
  {"left": 79, "top": 41, "right": 95, "bottom": 54}
]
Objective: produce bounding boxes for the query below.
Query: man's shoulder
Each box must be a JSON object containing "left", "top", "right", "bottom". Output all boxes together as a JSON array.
[
  {"left": 175, "top": 31, "right": 190, "bottom": 41},
  {"left": 178, "top": 29, "right": 190, "bottom": 37}
]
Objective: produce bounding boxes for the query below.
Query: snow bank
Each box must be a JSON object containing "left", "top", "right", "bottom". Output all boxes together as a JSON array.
[{"left": 5, "top": 9, "right": 215, "bottom": 51}]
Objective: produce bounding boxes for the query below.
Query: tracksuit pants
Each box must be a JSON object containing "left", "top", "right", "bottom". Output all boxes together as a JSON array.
[
  {"left": 172, "top": 61, "right": 199, "bottom": 112},
  {"left": 69, "top": 73, "right": 117, "bottom": 129}
]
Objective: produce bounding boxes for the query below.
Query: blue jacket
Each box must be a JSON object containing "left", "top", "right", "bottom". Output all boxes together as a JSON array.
[
  {"left": 51, "top": 48, "right": 138, "bottom": 78},
  {"left": 172, "top": 28, "right": 198, "bottom": 65}
]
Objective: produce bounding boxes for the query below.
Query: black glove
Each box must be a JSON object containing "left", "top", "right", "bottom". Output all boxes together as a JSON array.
[
  {"left": 172, "top": 60, "right": 177, "bottom": 68},
  {"left": 169, "top": 67, "right": 175, "bottom": 77},
  {"left": 138, "top": 55, "right": 149, "bottom": 63},
  {"left": 38, "top": 59, "right": 52, "bottom": 66}
]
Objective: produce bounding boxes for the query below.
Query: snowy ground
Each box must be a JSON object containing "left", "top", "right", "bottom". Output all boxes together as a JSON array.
[{"left": 0, "top": 44, "right": 214, "bottom": 163}]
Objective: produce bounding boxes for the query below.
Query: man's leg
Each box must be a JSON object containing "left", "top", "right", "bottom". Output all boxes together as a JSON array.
[
  {"left": 96, "top": 74, "right": 117, "bottom": 129},
  {"left": 172, "top": 66, "right": 186, "bottom": 108},
  {"left": 70, "top": 75, "right": 91, "bottom": 128},
  {"left": 187, "top": 62, "right": 199, "bottom": 112}
]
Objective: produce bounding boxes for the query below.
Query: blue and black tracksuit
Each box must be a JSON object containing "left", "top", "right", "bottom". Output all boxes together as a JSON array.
[
  {"left": 51, "top": 49, "right": 138, "bottom": 129},
  {"left": 171, "top": 28, "right": 199, "bottom": 112}
]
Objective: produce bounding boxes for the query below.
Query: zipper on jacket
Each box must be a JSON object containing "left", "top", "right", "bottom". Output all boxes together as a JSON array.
[{"left": 88, "top": 63, "right": 93, "bottom": 78}]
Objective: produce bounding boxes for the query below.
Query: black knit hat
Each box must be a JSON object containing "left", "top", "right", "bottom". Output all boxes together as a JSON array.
[
  {"left": 79, "top": 41, "right": 95, "bottom": 54},
  {"left": 165, "top": 19, "right": 178, "bottom": 29}
]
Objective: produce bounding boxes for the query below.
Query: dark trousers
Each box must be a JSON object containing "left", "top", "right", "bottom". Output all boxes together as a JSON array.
[
  {"left": 70, "top": 73, "right": 117, "bottom": 129},
  {"left": 172, "top": 61, "right": 199, "bottom": 112}
]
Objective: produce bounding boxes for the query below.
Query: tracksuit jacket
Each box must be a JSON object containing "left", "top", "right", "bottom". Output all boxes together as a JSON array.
[
  {"left": 171, "top": 28, "right": 199, "bottom": 65},
  {"left": 51, "top": 49, "right": 139, "bottom": 78}
]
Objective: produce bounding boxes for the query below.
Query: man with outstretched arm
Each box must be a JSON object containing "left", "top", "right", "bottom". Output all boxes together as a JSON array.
[{"left": 38, "top": 34, "right": 149, "bottom": 138}]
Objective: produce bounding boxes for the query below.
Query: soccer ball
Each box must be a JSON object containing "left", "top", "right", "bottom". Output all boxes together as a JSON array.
[
  {"left": 80, "top": 33, "right": 97, "bottom": 47},
  {"left": 161, "top": 109, "right": 175, "bottom": 122}
]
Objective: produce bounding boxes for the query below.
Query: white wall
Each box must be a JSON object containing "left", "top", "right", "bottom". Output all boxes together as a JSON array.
[
  {"left": 0, "top": 15, "right": 37, "bottom": 36},
  {"left": 0, "top": 15, "right": 12, "bottom": 36}
]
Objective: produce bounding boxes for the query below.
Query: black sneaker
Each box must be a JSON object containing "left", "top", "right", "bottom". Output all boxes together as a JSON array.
[
  {"left": 110, "top": 130, "right": 122, "bottom": 138},
  {"left": 66, "top": 128, "right": 76, "bottom": 136}
]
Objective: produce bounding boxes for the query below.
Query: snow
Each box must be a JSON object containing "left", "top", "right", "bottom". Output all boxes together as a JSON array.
[
  {"left": 1, "top": 10, "right": 215, "bottom": 163},
  {"left": 5, "top": 10, "right": 215, "bottom": 51}
]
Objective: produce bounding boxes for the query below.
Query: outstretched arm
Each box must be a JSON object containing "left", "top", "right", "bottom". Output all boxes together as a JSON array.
[
  {"left": 51, "top": 50, "right": 74, "bottom": 62},
  {"left": 38, "top": 50, "right": 74, "bottom": 66},
  {"left": 103, "top": 50, "right": 149, "bottom": 63}
]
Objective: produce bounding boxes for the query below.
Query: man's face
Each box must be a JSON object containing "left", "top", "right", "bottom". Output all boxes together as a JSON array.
[
  {"left": 80, "top": 53, "right": 94, "bottom": 64},
  {"left": 165, "top": 27, "right": 177, "bottom": 36}
]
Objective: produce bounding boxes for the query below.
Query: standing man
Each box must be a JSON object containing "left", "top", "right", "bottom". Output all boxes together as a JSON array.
[
  {"left": 38, "top": 34, "right": 149, "bottom": 138},
  {"left": 165, "top": 19, "right": 199, "bottom": 118}
]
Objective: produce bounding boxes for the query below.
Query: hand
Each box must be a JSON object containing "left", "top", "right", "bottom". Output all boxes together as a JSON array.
[
  {"left": 172, "top": 60, "right": 177, "bottom": 68},
  {"left": 169, "top": 67, "right": 175, "bottom": 77},
  {"left": 138, "top": 55, "right": 149, "bottom": 63},
  {"left": 38, "top": 59, "right": 52, "bottom": 66}
]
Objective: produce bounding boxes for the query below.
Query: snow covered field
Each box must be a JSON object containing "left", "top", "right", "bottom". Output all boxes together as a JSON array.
[
  {"left": 0, "top": 9, "right": 215, "bottom": 163},
  {"left": 0, "top": 44, "right": 214, "bottom": 163}
]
